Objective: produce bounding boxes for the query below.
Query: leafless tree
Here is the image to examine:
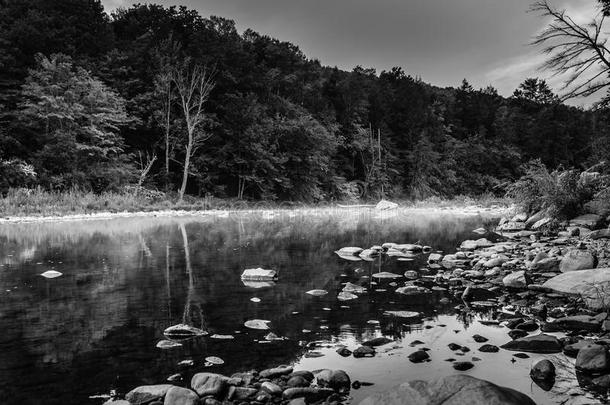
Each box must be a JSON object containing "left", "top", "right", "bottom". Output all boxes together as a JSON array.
[
  {"left": 532, "top": 0, "right": 610, "bottom": 100},
  {"left": 172, "top": 62, "right": 215, "bottom": 202},
  {"left": 136, "top": 151, "right": 157, "bottom": 189}
]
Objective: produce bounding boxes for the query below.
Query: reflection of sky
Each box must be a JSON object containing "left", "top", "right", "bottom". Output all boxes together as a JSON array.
[{"left": 0, "top": 209, "right": 574, "bottom": 405}]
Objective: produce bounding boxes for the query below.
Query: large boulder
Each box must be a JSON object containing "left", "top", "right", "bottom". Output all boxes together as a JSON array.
[
  {"left": 500, "top": 334, "right": 562, "bottom": 353},
  {"left": 560, "top": 250, "right": 597, "bottom": 272},
  {"left": 570, "top": 214, "right": 604, "bottom": 230},
  {"left": 164, "top": 386, "right": 199, "bottom": 405},
  {"left": 589, "top": 229, "right": 610, "bottom": 240},
  {"left": 542, "top": 268, "right": 610, "bottom": 309},
  {"left": 126, "top": 385, "right": 173, "bottom": 404},
  {"left": 358, "top": 375, "right": 535, "bottom": 405},
  {"left": 576, "top": 344, "right": 610, "bottom": 373}
]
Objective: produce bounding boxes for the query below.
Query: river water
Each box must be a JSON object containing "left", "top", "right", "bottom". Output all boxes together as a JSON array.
[{"left": 0, "top": 208, "right": 574, "bottom": 404}]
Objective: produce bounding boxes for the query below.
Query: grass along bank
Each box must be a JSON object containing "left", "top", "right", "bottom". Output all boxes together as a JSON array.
[{"left": 0, "top": 187, "right": 510, "bottom": 220}]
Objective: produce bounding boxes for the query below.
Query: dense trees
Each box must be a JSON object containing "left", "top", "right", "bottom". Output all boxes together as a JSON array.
[{"left": 0, "top": 0, "right": 609, "bottom": 200}]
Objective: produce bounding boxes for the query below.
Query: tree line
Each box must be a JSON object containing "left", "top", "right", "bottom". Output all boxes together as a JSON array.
[{"left": 1, "top": 0, "right": 609, "bottom": 201}]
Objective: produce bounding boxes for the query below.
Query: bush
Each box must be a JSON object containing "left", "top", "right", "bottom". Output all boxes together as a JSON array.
[{"left": 506, "top": 160, "right": 610, "bottom": 219}]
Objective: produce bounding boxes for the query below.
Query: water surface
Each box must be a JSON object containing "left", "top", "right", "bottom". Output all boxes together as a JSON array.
[{"left": 0, "top": 208, "right": 572, "bottom": 404}]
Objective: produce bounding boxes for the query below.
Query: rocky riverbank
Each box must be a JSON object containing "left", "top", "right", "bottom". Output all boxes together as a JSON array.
[{"left": 107, "top": 210, "right": 610, "bottom": 405}]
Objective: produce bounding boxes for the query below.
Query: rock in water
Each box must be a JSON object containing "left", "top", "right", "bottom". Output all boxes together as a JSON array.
[
  {"left": 500, "top": 334, "right": 562, "bottom": 353},
  {"left": 338, "top": 291, "right": 358, "bottom": 301},
  {"left": 240, "top": 268, "right": 277, "bottom": 281},
  {"left": 163, "top": 324, "right": 206, "bottom": 339},
  {"left": 542, "top": 268, "right": 610, "bottom": 309},
  {"left": 383, "top": 311, "right": 421, "bottom": 320},
  {"left": 371, "top": 272, "right": 402, "bottom": 279},
  {"left": 156, "top": 339, "right": 182, "bottom": 349},
  {"left": 530, "top": 359, "right": 556, "bottom": 381},
  {"left": 343, "top": 282, "right": 366, "bottom": 293},
  {"left": 408, "top": 350, "right": 429, "bottom": 363},
  {"left": 358, "top": 375, "right": 536, "bottom": 405},
  {"left": 315, "top": 369, "right": 351, "bottom": 394},
  {"left": 375, "top": 200, "right": 398, "bottom": 210},
  {"left": 305, "top": 289, "right": 328, "bottom": 296},
  {"left": 452, "top": 361, "right": 474, "bottom": 371},
  {"left": 244, "top": 319, "right": 271, "bottom": 330},
  {"left": 559, "top": 250, "right": 596, "bottom": 272},
  {"left": 336, "top": 247, "right": 364, "bottom": 255},
  {"left": 40, "top": 270, "right": 62, "bottom": 279}
]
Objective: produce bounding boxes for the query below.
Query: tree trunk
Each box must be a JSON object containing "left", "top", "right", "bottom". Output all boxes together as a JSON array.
[{"left": 178, "top": 130, "right": 193, "bottom": 203}]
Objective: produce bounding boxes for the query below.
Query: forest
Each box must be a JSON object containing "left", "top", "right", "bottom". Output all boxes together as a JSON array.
[{"left": 1, "top": 0, "right": 610, "bottom": 204}]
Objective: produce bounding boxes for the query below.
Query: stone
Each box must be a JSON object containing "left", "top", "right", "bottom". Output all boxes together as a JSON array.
[
  {"left": 563, "top": 339, "right": 593, "bottom": 357},
  {"left": 508, "top": 329, "right": 529, "bottom": 339},
  {"left": 315, "top": 369, "right": 351, "bottom": 393},
  {"left": 479, "top": 344, "right": 499, "bottom": 353},
  {"left": 589, "top": 229, "right": 610, "bottom": 240},
  {"left": 472, "top": 334, "right": 488, "bottom": 343},
  {"left": 461, "top": 287, "right": 497, "bottom": 301},
  {"left": 503, "top": 271, "right": 530, "bottom": 288},
  {"left": 191, "top": 373, "right": 227, "bottom": 398},
  {"left": 575, "top": 344, "right": 610, "bottom": 373},
  {"left": 570, "top": 214, "right": 603, "bottom": 229},
  {"left": 452, "top": 361, "right": 474, "bottom": 371},
  {"left": 542, "top": 268, "right": 610, "bottom": 309},
  {"left": 376, "top": 200, "right": 398, "bottom": 210},
  {"left": 287, "top": 375, "right": 311, "bottom": 388},
  {"left": 362, "top": 337, "right": 393, "bottom": 347},
  {"left": 408, "top": 350, "right": 430, "bottom": 363},
  {"left": 560, "top": 250, "right": 597, "bottom": 272},
  {"left": 542, "top": 315, "right": 602, "bottom": 332},
  {"left": 516, "top": 320, "right": 539, "bottom": 332},
  {"left": 500, "top": 334, "right": 562, "bottom": 353},
  {"left": 126, "top": 385, "right": 173, "bottom": 404},
  {"left": 282, "top": 387, "right": 335, "bottom": 402},
  {"left": 530, "top": 257, "right": 561, "bottom": 272},
  {"left": 530, "top": 359, "right": 556, "bottom": 381},
  {"left": 353, "top": 345, "right": 376, "bottom": 358},
  {"left": 227, "top": 387, "right": 257, "bottom": 401},
  {"left": 261, "top": 382, "right": 283, "bottom": 396},
  {"left": 163, "top": 387, "right": 198, "bottom": 405},
  {"left": 259, "top": 365, "right": 293, "bottom": 379},
  {"left": 358, "top": 375, "right": 536, "bottom": 405}
]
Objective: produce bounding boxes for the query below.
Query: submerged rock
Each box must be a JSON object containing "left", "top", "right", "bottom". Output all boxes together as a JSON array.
[{"left": 358, "top": 375, "right": 536, "bottom": 405}]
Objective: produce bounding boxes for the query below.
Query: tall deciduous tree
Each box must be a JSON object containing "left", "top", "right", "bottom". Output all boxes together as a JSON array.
[
  {"left": 172, "top": 61, "right": 215, "bottom": 202},
  {"left": 20, "top": 53, "right": 132, "bottom": 190}
]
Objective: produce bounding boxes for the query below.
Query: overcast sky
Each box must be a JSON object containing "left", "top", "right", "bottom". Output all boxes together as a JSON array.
[{"left": 101, "top": 0, "right": 598, "bottom": 104}]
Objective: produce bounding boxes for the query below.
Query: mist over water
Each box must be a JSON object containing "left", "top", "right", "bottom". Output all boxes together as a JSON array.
[{"left": 0, "top": 209, "right": 567, "bottom": 404}]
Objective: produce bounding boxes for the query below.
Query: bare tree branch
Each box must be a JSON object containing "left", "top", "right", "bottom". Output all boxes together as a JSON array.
[{"left": 531, "top": 0, "right": 610, "bottom": 101}]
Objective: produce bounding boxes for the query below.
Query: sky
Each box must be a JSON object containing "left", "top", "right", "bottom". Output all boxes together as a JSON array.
[{"left": 101, "top": 0, "right": 599, "bottom": 105}]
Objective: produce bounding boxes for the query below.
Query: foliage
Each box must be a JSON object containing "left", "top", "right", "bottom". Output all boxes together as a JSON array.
[
  {"left": 19, "top": 53, "right": 133, "bottom": 191},
  {"left": 0, "top": 1, "right": 609, "bottom": 203},
  {"left": 506, "top": 160, "right": 610, "bottom": 219}
]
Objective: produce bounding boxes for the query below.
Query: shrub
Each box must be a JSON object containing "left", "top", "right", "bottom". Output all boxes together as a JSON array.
[{"left": 506, "top": 160, "right": 610, "bottom": 219}]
